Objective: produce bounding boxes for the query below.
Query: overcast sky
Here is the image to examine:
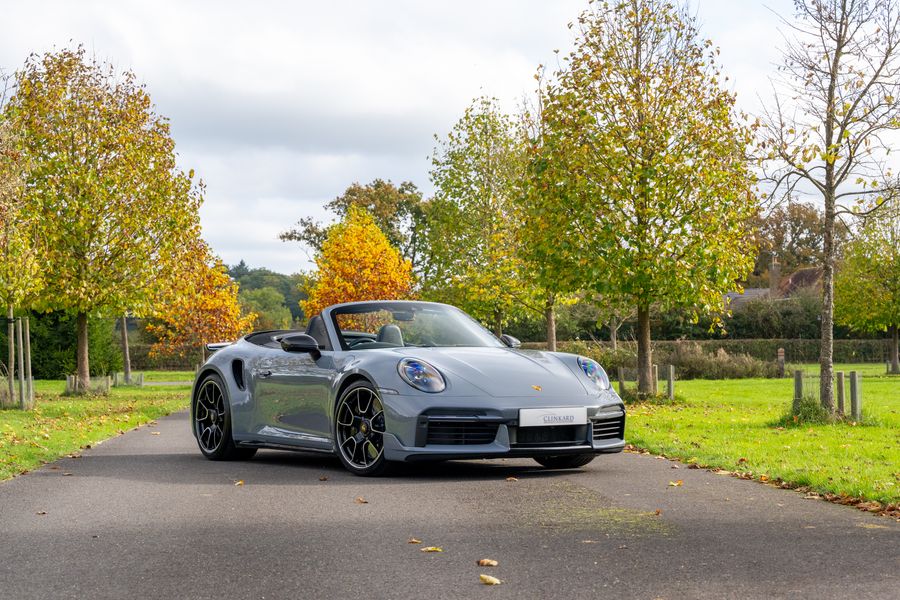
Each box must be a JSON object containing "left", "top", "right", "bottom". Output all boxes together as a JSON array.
[{"left": 1, "top": 0, "right": 793, "bottom": 274}]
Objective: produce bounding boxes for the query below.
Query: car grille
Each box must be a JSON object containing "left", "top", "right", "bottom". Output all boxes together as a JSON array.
[
  {"left": 514, "top": 425, "right": 583, "bottom": 447},
  {"left": 426, "top": 420, "right": 499, "bottom": 445},
  {"left": 591, "top": 413, "right": 625, "bottom": 441}
]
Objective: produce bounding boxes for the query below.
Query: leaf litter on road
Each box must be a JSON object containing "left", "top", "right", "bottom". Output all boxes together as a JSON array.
[{"left": 479, "top": 574, "right": 502, "bottom": 585}]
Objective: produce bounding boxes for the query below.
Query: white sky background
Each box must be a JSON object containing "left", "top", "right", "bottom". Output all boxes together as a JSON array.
[{"left": 1, "top": 0, "right": 794, "bottom": 274}]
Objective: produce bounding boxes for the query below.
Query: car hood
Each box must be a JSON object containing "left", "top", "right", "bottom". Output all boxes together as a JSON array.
[{"left": 388, "top": 347, "right": 589, "bottom": 398}]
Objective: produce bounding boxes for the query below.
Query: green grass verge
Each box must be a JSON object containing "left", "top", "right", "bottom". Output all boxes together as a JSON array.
[
  {"left": 626, "top": 371, "right": 900, "bottom": 504},
  {"left": 0, "top": 382, "right": 190, "bottom": 480}
]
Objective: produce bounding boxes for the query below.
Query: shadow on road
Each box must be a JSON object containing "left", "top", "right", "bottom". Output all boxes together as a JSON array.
[{"left": 40, "top": 448, "right": 580, "bottom": 487}]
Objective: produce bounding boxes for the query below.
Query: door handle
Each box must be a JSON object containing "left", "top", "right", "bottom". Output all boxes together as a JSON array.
[{"left": 259, "top": 370, "right": 273, "bottom": 379}]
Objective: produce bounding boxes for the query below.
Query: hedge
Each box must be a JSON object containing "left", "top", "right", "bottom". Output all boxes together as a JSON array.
[{"left": 523, "top": 339, "right": 892, "bottom": 367}]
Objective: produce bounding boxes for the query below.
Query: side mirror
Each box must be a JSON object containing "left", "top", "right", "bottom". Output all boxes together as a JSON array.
[
  {"left": 280, "top": 333, "right": 321, "bottom": 357},
  {"left": 500, "top": 334, "right": 521, "bottom": 349}
]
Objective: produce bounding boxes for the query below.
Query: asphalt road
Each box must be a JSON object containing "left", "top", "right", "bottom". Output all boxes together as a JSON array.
[{"left": 1, "top": 411, "right": 897, "bottom": 600}]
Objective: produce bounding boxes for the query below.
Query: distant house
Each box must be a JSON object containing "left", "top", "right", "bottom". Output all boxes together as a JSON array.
[
  {"left": 724, "top": 287, "right": 769, "bottom": 310},
  {"left": 778, "top": 266, "right": 823, "bottom": 296}
]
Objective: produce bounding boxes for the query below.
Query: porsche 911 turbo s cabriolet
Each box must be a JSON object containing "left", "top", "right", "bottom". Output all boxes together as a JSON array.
[{"left": 191, "top": 300, "right": 625, "bottom": 476}]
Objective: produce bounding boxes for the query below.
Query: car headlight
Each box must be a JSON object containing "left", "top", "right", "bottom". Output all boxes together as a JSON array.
[
  {"left": 577, "top": 356, "right": 610, "bottom": 391},
  {"left": 398, "top": 358, "right": 446, "bottom": 393}
]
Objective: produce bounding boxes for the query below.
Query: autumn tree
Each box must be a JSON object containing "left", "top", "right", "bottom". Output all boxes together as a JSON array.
[
  {"left": 6, "top": 48, "right": 202, "bottom": 389},
  {"left": 425, "top": 96, "right": 538, "bottom": 337},
  {"left": 301, "top": 206, "right": 413, "bottom": 317},
  {"left": 146, "top": 241, "right": 256, "bottom": 359},
  {"left": 0, "top": 85, "right": 44, "bottom": 406},
  {"left": 752, "top": 201, "right": 850, "bottom": 278},
  {"left": 528, "top": 0, "right": 757, "bottom": 394},
  {"left": 281, "top": 179, "right": 426, "bottom": 267},
  {"left": 835, "top": 200, "right": 900, "bottom": 373},
  {"left": 760, "top": 0, "right": 900, "bottom": 410}
]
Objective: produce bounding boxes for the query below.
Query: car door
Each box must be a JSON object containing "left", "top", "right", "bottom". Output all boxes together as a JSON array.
[{"left": 251, "top": 348, "right": 336, "bottom": 450}]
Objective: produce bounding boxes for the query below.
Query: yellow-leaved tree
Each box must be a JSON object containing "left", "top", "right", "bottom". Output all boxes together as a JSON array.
[
  {"left": 146, "top": 239, "right": 256, "bottom": 359},
  {"left": 301, "top": 207, "right": 413, "bottom": 318}
]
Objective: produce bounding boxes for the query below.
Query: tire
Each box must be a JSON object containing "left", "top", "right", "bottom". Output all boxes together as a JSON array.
[
  {"left": 193, "top": 373, "right": 257, "bottom": 461},
  {"left": 334, "top": 380, "right": 389, "bottom": 476},
  {"left": 533, "top": 454, "right": 596, "bottom": 469}
]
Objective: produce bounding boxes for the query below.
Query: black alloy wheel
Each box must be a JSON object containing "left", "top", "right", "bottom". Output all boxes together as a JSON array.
[{"left": 335, "top": 381, "right": 388, "bottom": 476}]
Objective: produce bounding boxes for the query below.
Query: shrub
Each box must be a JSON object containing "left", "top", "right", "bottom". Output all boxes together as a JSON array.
[{"left": 656, "top": 342, "right": 779, "bottom": 380}]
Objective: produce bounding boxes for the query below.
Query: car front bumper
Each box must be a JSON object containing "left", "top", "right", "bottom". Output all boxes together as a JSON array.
[{"left": 380, "top": 390, "right": 626, "bottom": 462}]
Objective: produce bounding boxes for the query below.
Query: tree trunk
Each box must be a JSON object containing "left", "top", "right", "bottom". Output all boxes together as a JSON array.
[
  {"left": 545, "top": 294, "right": 557, "bottom": 352},
  {"left": 636, "top": 304, "right": 652, "bottom": 395},
  {"left": 819, "top": 191, "right": 836, "bottom": 412},
  {"left": 120, "top": 315, "right": 132, "bottom": 384},
  {"left": 610, "top": 316, "right": 618, "bottom": 352},
  {"left": 76, "top": 312, "right": 90, "bottom": 392},
  {"left": 5, "top": 306, "right": 13, "bottom": 408},
  {"left": 890, "top": 324, "right": 900, "bottom": 375},
  {"left": 493, "top": 309, "right": 502, "bottom": 338}
]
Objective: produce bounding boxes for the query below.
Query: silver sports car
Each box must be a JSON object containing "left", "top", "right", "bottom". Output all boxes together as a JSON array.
[{"left": 191, "top": 300, "right": 626, "bottom": 476}]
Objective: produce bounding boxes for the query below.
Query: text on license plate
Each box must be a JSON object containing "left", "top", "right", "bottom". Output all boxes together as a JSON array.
[{"left": 519, "top": 407, "right": 587, "bottom": 427}]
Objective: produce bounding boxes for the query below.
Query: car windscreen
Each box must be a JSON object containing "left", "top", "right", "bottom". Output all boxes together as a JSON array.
[{"left": 329, "top": 302, "right": 504, "bottom": 350}]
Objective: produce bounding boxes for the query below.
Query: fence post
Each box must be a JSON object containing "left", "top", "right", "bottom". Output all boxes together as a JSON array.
[
  {"left": 776, "top": 348, "right": 785, "bottom": 378},
  {"left": 793, "top": 370, "right": 803, "bottom": 413},
  {"left": 113, "top": 372, "right": 119, "bottom": 387},
  {"left": 849, "top": 371, "right": 861, "bottom": 421},
  {"left": 652, "top": 364, "right": 659, "bottom": 395},
  {"left": 616, "top": 367, "right": 625, "bottom": 396},
  {"left": 666, "top": 365, "right": 674, "bottom": 400},
  {"left": 836, "top": 371, "right": 845, "bottom": 416},
  {"left": 137, "top": 373, "right": 144, "bottom": 388}
]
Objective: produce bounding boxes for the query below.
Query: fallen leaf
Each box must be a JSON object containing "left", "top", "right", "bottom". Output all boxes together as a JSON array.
[
  {"left": 581, "top": 540, "right": 598, "bottom": 544},
  {"left": 150, "top": 432, "right": 161, "bottom": 436},
  {"left": 49, "top": 466, "right": 59, "bottom": 470},
  {"left": 738, "top": 457, "right": 748, "bottom": 464},
  {"left": 803, "top": 493, "right": 820, "bottom": 500},
  {"left": 505, "top": 477, "right": 518, "bottom": 482},
  {"left": 654, "top": 509, "right": 662, "bottom": 516},
  {"left": 479, "top": 574, "right": 502, "bottom": 585},
  {"left": 407, "top": 537, "right": 422, "bottom": 544},
  {"left": 670, "top": 464, "right": 680, "bottom": 469},
  {"left": 36, "top": 511, "right": 47, "bottom": 515},
  {"left": 421, "top": 546, "right": 443, "bottom": 553},
  {"left": 354, "top": 496, "right": 368, "bottom": 504},
  {"left": 759, "top": 475, "right": 769, "bottom": 483},
  {"left": 477, "top": 559, "right": 499, "bottom": 567},
  {"left": 668, "top": 480, "right": 683, "bottom": 487},
  {"left": 318, "top": 475, "right": 328, "bottom": 481},
  {"left": 857, "top": 522, "right": 888, "bottom": 529},
  {"left": 62, "top": 472, "right": 72, "bottom": 476},
  {"left": 234, "top": 480, "right": 244, "bottom": 486}
]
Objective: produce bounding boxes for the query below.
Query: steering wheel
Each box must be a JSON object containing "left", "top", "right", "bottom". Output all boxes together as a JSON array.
[{"left": 348, "top": 338, "right": 377, "bottom": 348}]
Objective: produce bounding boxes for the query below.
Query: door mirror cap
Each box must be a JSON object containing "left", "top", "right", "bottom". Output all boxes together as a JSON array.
[
  {"left": 499, "top": 334, "right": 521, "bottom": 349},
  {"left": 280, "top": 333, "right": 321, "bottom": 356}
]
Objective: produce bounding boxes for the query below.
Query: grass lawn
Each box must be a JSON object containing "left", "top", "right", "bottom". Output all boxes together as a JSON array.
[
  {"left": 628, "top": 365, "right": 900, "bottom": 505},
  {"left": 0, "top": 381, "right": 191, "bottom": 480}
]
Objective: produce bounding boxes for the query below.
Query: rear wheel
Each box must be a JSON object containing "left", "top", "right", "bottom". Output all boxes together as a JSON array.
[
  {"left": 193, "top": 373, "right": 257, "bottom": 461},
  {"left": 533, "top": 454, "right": 595, "bottom": 469},
  {"left": 334, "top": 381, "right": 388, "bottom": 476}
]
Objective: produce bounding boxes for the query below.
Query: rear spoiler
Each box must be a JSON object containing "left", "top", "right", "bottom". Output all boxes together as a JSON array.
[{"left": 205, "top": 342, "right": 232, "bottom": 353}]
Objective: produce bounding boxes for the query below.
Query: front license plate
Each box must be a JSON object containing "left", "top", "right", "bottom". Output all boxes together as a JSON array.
[{"left": 519, "top": 407, "right": 587, "bottom": 427}]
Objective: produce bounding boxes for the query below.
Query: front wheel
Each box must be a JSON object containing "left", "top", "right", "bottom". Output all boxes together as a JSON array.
[
  {"left": 533, "top": 454, "right": 596, "bottom": 469},
  {"left": 193, "top": 373, "right": 257, "bottom": 461},
  {"left": 334, "top": 381, "right": 389, "bottom": 476}
]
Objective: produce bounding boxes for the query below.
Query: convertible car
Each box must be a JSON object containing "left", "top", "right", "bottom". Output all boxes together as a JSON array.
[{"left": 191, "top": 300, "right": 625, "bottom": 476}]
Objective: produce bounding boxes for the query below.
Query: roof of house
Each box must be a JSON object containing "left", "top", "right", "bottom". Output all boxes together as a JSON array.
[
  {"left": 724, "top": 287, "right": 769, "bottom": 309},
  {"left": 778, "top": 267, "right": 823, "bottom": 296}
]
